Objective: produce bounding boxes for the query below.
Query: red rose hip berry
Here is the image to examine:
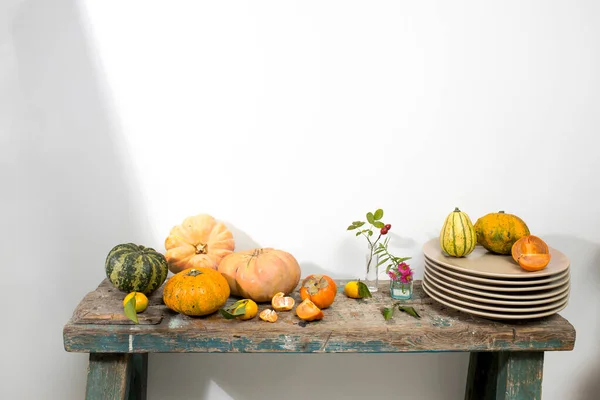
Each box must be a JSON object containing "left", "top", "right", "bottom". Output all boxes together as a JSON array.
[
  {"left": 385, "top": 224, "right": 391, "bottom": 230},
  {"left": 380, "top": 228, "right": 388, "bottom": 235}
]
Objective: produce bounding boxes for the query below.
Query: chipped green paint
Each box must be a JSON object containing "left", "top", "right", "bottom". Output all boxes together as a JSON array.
[
  {"left": 322, "top": 340, "right": 397, "bottom": 353},
  {"left": 64, "top": 327, "right": 570, "bottom": 354},
  {"left": 167, "top": 314, "right": 189, "bottom": 329},
  {"left": 430, "top": 316, "right": 452, "bottom": 327},
  {"left": 466, "top": 351, "right": 544, "bottom": 399},
  {"left": 470, "top": 339, "right": 564, "bottom": 352}
]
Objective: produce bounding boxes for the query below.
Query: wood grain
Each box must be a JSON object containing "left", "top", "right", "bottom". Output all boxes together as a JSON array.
[
  {"left": 129, "top": 354, "right": 148, "bottom": 400},
  {"left": 85, "top": 353, "right": 131, "bottom": 399},
  {"left": 64, "top": 278, "right": 576, "bottom": 354},
  {"left": 465, "top": 351, "right": 544, "bottom": 400}
]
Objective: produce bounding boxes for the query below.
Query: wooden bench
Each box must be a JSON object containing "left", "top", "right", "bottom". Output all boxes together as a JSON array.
[{"left": 63, "top": 279, "right": 576, "bottom": 399}]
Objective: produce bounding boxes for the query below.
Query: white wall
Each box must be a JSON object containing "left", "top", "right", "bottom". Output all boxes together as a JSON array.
[{"left": 2, "top": 1, "right": 599, "bottom": 399}]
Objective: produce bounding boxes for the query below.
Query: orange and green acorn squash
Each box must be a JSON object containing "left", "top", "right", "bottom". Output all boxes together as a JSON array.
[
  {"left": 105, "top": 243, "right": 168, "bottom": 295},
  {"left": 474, "top": 211, "right": 530, "bottom": 255}
]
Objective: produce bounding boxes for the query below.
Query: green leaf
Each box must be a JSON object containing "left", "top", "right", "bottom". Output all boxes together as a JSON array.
[
  {"left": 366, "top": 212, "right": 375, "bottom": 224},
  {"left": 376, "top": 257, "right": 389, "bottom": 267},
  {"left": 398, "top": 306, "right": 421, "bottom": 319},
  {"left": 382, "top": 307, "right": 395, "bottom": 320},
  {"left": 220, "top": 300, "right": 247, "bottom": 319},
  {"left": 373, "top": 221, "right": 385, "bottom": 229},
  {"left": 124, "top": 297, "right": 139, "bottom": 324},
  {"left": 347, "top": 221, "right": 366, "bottom": 230},
  {"left": 355, "top": 231, "right": 361, "bottom": 236},
  {"left": 368, "top": 230, "right": 373, "bottom": 236},
  {"left": 374, "top": 209, "right": 384, "bottom": 220},
  {"left": 357, "top": 282, "right": 372, "bottom": 298}
]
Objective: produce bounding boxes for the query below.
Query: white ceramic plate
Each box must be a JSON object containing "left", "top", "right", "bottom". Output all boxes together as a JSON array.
[
  {"left": 423, "top": 276, "right": 569, "bottom": 313},
  {"left": 424, "top": 261, "right": 570, "bottom": 292},
  {"left": 422, "top": 238, "right": 570, "bottom": 279},
  {"left": 424, "top": 255, "right": 570, "bottom": 285},
  {"left": 424, "top": 271, "right": 570, "bottom": 309},
  {"left": 423, "top": 263, "right": 570, "bottom": 300},
  {"left": 422, "top": 280, "right": 569, "bottom": 320}
]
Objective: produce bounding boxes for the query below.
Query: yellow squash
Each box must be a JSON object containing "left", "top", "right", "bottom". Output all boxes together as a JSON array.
[{"left": 440, "top": 207, "right": 477, "bottom": 257}]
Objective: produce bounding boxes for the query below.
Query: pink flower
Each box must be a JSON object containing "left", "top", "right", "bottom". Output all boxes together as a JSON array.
[
  {"left": 388, "top": 271, "right": 397, "bottom": 280},
  {"left": 400, "top": 271, "right": 413, "bottom": 284},
  {"left": 398, "top": 262, "right": 410, "bottom": 274}
]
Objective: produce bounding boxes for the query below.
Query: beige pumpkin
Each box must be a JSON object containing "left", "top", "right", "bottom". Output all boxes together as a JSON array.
[
  {"left": 164, "top": 214, "right": 235, "bottom": 274},
  {"left": 217, "top": 248, "right": 301, "bottom": 303}
]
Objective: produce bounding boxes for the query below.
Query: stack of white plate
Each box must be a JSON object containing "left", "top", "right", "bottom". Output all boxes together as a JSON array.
[{"left": 421, "top": 238, "right": 571, "bottom": 320}]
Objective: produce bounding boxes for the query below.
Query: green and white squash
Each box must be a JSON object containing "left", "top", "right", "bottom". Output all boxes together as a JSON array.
[
  {"left": 439, "top": 207, "right": 477, "bottom": 257},
  {"left": 105, "top": 243, "right": 169, "bottom": 294}
]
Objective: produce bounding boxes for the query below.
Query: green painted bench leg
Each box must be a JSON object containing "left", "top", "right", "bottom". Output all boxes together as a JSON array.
[
  {"left": 85, "top": 353, "right": 132, "bottom": 400},
  {"left": 128, "top": 354, "right": 148, "bottom": 400},
  {"left": 465, "top": 351, "right": 544, "bottom": 400}
]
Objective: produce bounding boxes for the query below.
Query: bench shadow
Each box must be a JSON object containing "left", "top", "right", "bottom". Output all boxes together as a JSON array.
[
  {"left": 150, "top": 352, "right": 469, "bottom": 400},
  {"left": 540, "top": 234, "right": 600, "bottom": 400}
]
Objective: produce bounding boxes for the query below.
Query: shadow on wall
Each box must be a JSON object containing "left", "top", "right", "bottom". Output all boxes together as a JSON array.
[
  {"left": 149, "top": 352, "right": 469, "bottom": 400},
  {"left": 541, "top": 234, "right": 600, "bottom": 400},
  {"left": 4, "top": 0, "right": 147, "bottom": 398},
  {"left": 221, "top": 221, "right": 262, "bottom": 251}
]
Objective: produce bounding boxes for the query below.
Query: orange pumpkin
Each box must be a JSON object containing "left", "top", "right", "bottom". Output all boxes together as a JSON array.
[
  {"left": 162, "top": 267, "right": 230, "bottom": 316},
  {"left": 299, "top": 274, "right": 337, "bottom": 309},
  {"left": 217, "top": 248, "right": 301, "bottom": 303},
  {"left": 164, "top": 214, "right": 235, "bottom": 274}
]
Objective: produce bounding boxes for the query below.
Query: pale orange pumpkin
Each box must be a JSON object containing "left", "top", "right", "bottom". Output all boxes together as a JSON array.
[
  {"left": 217, "top": 248, "right": 301, "bottom": 303},
  {"left": 164, "top": 214, "right": 235, "bottom": 274}
]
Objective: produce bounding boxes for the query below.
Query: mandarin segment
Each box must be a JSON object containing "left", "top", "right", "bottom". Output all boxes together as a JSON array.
[
  {"left": 259, "top": 309, "right": 278, "bottom": 322},
  {"left": 271, "top": 292, "right": 295, "bottom": 311}
]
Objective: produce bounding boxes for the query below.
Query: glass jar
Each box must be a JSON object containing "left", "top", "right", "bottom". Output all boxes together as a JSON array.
[{"left": 390, "top": 279, "right": 413, "bottom": 300}]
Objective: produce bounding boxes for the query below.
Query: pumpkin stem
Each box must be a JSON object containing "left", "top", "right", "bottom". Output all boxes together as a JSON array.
[
  {"left": 251, "top": 249, "right": 263, "bottom": 257},
  {"left": 186, "top": 269, "right": 203, "bottom": 277},
  {"left": 454, "top": 207, "right": 460, "bottom": 212},
  {"left": 499, "top": 211, "right": 505, "bottom": 213},
  {"left": 195, "top": 243, "right": 207, "bottom": 254}
]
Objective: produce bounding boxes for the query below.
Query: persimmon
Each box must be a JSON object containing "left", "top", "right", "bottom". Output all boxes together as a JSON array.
[
  {"left": 295, "top": 298, "right": 324, "bottom": 321},
  {"left": 511, "top": 235, "right": 551, "bottom": 271},
  {"left": 299, "top": 274, "right": 337, "bottom": 309},
  {"left": 271, "top": 292, "right": 295, "bottom": 311},
  {"left": 259, "top": 309, "right": 278, "bottom": 322}
]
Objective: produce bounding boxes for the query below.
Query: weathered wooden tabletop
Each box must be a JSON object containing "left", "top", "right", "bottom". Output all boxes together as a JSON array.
[{"left": 63, "top": 279, "right": 575, "bottom": 354}]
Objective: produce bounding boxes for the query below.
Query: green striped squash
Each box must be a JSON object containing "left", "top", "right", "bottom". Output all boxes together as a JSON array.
[
  {"left": 105, "top": 243, "right": 169, "bottom": 294},
  {"left": 439, "top": 207, "right": 477, "bottom": 257}
]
